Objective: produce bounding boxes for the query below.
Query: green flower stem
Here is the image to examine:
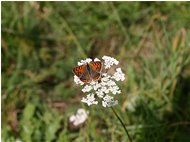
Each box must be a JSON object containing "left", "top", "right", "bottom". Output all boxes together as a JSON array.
[{"left": 111, "top": 107, "right": 132, "bottom": 142}]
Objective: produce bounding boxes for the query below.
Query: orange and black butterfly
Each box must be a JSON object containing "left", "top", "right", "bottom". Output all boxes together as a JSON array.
[{"left": 72, "top": 61, "right": 102, "bottom": 83}]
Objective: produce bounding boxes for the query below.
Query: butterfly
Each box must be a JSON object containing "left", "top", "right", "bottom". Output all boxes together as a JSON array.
[{"left": 73, "top": 61, "right": 102, "bottom": 83}]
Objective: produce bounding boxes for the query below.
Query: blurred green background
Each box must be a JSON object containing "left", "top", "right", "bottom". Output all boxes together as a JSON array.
[{"left": 2, "top": 2, "right": 190, "bottom": 142}]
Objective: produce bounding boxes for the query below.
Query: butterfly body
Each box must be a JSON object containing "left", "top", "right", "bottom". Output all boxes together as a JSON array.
[{"left": 73, "top": 61, "right": 102, "bottom": 83}]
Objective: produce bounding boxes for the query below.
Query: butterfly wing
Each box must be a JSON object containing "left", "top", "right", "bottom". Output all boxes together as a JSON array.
[
  {"left": 89, "top": 61, "right": 102, "bottom": 72},
  {"left": 80, "top": 68, "right": 92, "bottom": 83},
  {"left": 73, "top": 64, "right": 92, "bottom": 83},
  {"left": 72, "top": 64, "right": 87, "bottom": 77},
  {"left": 90, "top": 71, "right": 101, "bottom": 81},
  {"left": 88, "top": 61, "right": 102, "bottom": 81}
]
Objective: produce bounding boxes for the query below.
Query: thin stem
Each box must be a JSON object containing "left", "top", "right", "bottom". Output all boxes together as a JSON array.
[{"left": 111, "top": 107, "right": 133, "bottom": 142}]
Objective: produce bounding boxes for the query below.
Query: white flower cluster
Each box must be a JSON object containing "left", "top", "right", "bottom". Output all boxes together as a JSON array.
[
  {"left": 69, "top": 108, "right": 89, "bottom": 126},
  {"left": 74, "top": 56, "right": 125, "bottom": 107},
  {"left": 102, "top": 56, "right": 119, "bottom": 69}
]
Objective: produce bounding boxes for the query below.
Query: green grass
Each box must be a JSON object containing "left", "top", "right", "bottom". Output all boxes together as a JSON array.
[{"left": 2, "top": 2, "right": 190, "bottom": 142}]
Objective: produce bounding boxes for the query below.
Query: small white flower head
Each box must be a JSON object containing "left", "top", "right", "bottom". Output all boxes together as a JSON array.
[
  {"left": 102, "top": 55, "right": 119, "bottom": 69},
  {"left": 73, "top": 56, "right": 125, "bottom": 107},
  {"left": 102, "top": 95, "right": 118, "bottom": 107},
  {"left": 82, "top": 85, "right": 93, "bottom": 93},
  {"left": 78, "top": 58, "right": 92, "bottom": 65},
  {"left": 69, "top": 108, "right": 89, "bottom": 126},
  {"left": 112, "top": 68, "right": 125, "bottom": 81},
  {"left": 94, "top": 58, "right": 101, "bottom": 62},
  {"left": 81, "top": 94, "right": 98, "bottom": 106}
]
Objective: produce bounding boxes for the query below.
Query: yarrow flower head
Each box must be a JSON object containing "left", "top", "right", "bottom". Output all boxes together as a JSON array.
[
  {"left": 69, "top": 108, "right": 89, "bottom": 126},
  {"left": 73, "top": 56, "right": 125, "bottom": 107}
]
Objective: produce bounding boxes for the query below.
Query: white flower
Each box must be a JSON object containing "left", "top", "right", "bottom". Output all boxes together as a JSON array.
[
  {"left": 73, "top": 56, "right": 125, "bottom": 107},
  {"left": 82, "top": 85, "right": 93, "bottom": 92},
  {"left": 69, "top": 108, "right": 89, "bottom": 126},
  {"left": 92, "top": 81, "right": 101, "bottom": 90},
  {"left": 112, "top": 68, "right": 125, "bottom": 81},
  {"left": 101, "top": 73, "right": 111, "bottom": 82},
  {"left": 96, "top": 89, "right": 105, "bottom": 98},
  {"left": 78, "top": 58, "right": 92, "bottom": 65},
  {"left": 101, "top": 86, "right": 109, "bottom": 93},
  {"left": 108, "top": 85, "right": 121, "bottom": 95},
  {"left": 106, "top": 80, "right": 117, "bottom": 86},
  {"left": 81, "top": 94, "right": 98, "bottom": 106},
  {"left": 94, "top": 58, "right": 101, "bottom": 61},
  {"left": 102, "top": 55, "right": 119, "bottom": 69},
  {"left": 102, "top": 95, "right": 118, "bottom": 107}
]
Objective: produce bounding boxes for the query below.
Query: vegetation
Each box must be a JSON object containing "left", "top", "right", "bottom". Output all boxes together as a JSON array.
[{"left": 2, "top": 2, "right": 190, "bottom": 142}]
